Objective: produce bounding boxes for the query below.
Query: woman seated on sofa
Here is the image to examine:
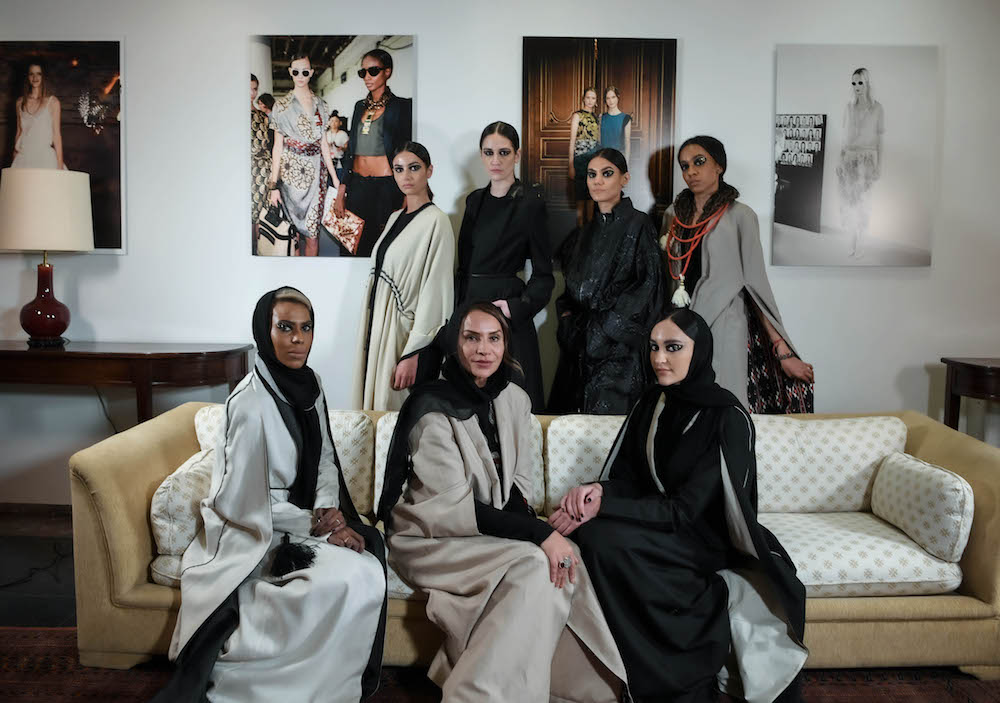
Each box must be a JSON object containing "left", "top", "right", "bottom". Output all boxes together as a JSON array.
[
  {"left": 377, "top": 301, "right": 628, "bottom": 702},
  {"left": 550, "top": 307, "right": 808, "bottom": 703},
  {"left": 154, "top": 287, "right": 387, "bottom": 703}
]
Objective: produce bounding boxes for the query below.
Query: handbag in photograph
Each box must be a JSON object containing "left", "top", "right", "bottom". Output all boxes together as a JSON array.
[
  {"left": 256, "top": 204, "right": 299, "bottom": 256},
  {"left": 321, "top": 196, "right": 364, "bottom": 255}
]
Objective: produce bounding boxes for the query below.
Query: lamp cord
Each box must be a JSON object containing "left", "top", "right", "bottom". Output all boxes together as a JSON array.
[{"left": 93, "top": 385, "right": 119, "bottom": 434}]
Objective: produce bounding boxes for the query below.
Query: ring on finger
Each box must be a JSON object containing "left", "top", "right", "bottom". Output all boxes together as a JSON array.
[{"left": 558, "top": 556, "right": 573, "bottom": 569}]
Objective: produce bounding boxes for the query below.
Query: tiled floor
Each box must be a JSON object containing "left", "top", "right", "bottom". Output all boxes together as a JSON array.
[{"left": 0, "top": 507, "right": 75, "bottom": 627}]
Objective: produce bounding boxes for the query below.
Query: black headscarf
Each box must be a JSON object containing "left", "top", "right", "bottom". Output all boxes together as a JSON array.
[
  {"left": 251, "top": 286, "right": 321, "bottom": 509},
  {"left": 647, "top": 307, "right": 741, "bottom": 478},
  {"left": 376, "top": 301, "right": 512, "bottom": 527}
]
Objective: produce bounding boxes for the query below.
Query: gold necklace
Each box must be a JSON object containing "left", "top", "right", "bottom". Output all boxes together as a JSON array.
[{"left": 361, "top": 90, "right": 391, "bottom": 135}]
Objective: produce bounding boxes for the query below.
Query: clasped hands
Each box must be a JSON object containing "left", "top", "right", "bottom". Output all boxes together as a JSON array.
[
  {"left": 548, "top": 483, "right": 603, "bottom": 536},
  {"left": 311, "top": 507, "right": 365, "bottom": 553}
]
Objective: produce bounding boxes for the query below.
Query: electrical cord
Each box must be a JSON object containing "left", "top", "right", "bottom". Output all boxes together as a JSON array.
[
  {"left": 93, "top": 385, "right": 119, "bottom": 434},
  {"left": 0, "top": 540, "right": 72, "bottom": 589}
]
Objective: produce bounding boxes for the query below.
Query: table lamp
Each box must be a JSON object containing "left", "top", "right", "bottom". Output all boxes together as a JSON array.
[{"left": 0, "top": 168, "right": 95, "bottom": 347}]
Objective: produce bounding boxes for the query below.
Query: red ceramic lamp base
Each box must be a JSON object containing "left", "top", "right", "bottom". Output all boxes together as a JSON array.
[{"left": 20, "top": 262, "right": 70, "bottom": 348}]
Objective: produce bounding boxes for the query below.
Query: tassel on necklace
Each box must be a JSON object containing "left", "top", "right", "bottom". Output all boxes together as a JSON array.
[
  {"left": 269, "top": 533, "right": 316, "bottom": 579},
  {"left": 671, "top": 275, "right": 692, "bottom": 307}
]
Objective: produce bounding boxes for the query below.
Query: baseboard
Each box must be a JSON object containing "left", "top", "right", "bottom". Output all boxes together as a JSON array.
[{"left": 0, "top": 502, "right": 72, "bottom": 517}]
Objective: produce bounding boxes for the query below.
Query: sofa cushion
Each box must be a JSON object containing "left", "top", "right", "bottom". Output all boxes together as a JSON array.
[
  {"left": 754, "top": 416, "right": 907, "bottom": 513},
  {"left": 150, "top": 448, "right": 214, "bottom": 557},
  {"left": 374, "top": 412, "right": 545, "bottom": 515},
  {"left": 759, "top": 512, "right": 963, "bottom": 597},
  {"left": 871, "top": 452, "right": 974, "bottom": 563},
  {"left": 192, "top": 404, "right": 375, "bottom": 516},
  {"left": 150, "top": 554, "right": 183, "bottom": 587},
  {"left": 545, "top": 415, "right": 626, "bottom": 514}
]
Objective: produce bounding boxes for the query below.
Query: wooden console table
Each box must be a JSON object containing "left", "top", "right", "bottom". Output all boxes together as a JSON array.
[
  {"left": 941, "top": 357, "right": 1000, "bottom": 430},
  {"left": 0, "top": 341, "right": 252, "bottom": 423}
]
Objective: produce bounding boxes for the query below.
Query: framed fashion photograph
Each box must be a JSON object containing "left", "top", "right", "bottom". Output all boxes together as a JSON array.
[
  {"left": 250, "top": 34, "right": 414, "bottom": 258},
  {"left": 521, "top": 36, "right": 677, "bottom": 257},
  {"left": 772, "top": 44, "right": 940, "bottom": 266},
  {"left": 0, "top": 40, "right": 125, "bottom": 251}
]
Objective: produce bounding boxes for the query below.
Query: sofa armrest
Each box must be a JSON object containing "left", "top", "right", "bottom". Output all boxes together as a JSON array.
[
  {"left": 70, "top": 402, "right": 209, "bottom": 605},
  {"left": 897, "top": 410, "right": 1000, "bottom": 612}
]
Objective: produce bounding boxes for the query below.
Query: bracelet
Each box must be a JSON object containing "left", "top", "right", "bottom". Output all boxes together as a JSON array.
[
  {"left": 776, "top": 351, "right": 795, "bottom": 361},
  {"left": 266, "top": 179, "right": 279, "bottom": 191}
]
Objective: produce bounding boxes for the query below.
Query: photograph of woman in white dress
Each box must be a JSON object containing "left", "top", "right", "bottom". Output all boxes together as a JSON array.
[{"left": 12, "top": 60, "right": 65, "bottom": 170}]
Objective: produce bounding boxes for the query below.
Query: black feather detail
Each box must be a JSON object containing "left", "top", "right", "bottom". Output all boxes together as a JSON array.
[{"left": 269, "top": 533, "right": 316, "bottom": 578}]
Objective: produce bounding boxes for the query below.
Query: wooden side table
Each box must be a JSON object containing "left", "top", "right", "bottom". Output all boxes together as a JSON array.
[
  {"left": 940, "top": 357, "right": 1000, "bottom": 430},
  {"left": 0, "top": 342, "right": 252, "bottom": 423}
]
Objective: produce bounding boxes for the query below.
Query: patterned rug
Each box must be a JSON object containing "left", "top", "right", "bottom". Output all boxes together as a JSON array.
[{"left": 1, "top": 627, "right": 998, "bottom": 702}]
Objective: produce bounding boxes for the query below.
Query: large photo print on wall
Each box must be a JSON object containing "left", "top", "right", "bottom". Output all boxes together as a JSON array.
[
  {"left": 0, "top": 40, "right": 124, "bottom": 250},
  {"left": 772, "top": 44, "right": 939, "bottom": 266},
  {"left": 250, "top": 35, "right": 414, "bottom": 257},
  {"left": 521, "top": 37, "right": 677, "bottom": 255}
]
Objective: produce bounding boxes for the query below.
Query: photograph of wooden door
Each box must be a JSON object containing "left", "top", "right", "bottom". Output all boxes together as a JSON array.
[{"left": 522, "top": 37, "right": 677, "bottom": 252}]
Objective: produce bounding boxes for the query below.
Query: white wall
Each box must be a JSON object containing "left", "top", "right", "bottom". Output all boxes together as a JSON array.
[{"left": 2, "top": 0, "right": 999, "bottom": 504}]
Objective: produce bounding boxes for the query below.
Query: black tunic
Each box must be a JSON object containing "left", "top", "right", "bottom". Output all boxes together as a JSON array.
[
  {"left": 550, "top": 197, "right": 666, "bottom": 414},
  {"left": 572, "top": 388, "right": 806, "bottom": 703},
  {"left": 456, "top": 182, "right": 554, "bottom": 411}
]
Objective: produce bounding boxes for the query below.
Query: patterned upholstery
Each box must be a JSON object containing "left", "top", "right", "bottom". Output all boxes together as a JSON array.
[
  {"left": 759, "top": 512, "right": 963, "bottom": 597},
  {"left": 544, "top": 415, "right": 626, "bottom": 514},
  {"left": 191, "top": 405, "right": 375, "bottom": 515},
  {"left": 753, "top": 416, "right": 907, "bottom": 513},
  {"left": 150, "top": 554, "right": 183, "bottom": 587},
  {"left": 373, "top": 412, "right": 546, "bottom": 515},
  {"left": 149, "top": 448, "right": 214, "bottom": 556},
  {"left": 872, "top": 452, "right": 974, "bottom": 563}
]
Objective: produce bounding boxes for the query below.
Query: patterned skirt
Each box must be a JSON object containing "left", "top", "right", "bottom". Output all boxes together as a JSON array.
[
  {"left": 835, "top": 148, "right": 877, "bottom": 236},
  {"left": 745, "top": 298, "right": 814, "bottom": 414}
]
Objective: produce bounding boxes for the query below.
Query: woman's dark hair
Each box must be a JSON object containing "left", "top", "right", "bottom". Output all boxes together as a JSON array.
[
  {"left": 21, "top": 58, "right": 47, "bottom": 100},
  {"left": 604, "top": 85, "right": 621, "bottom": 101},
  {"left": 659, "top": 306, "right": 701, "bottom": 341},
  {"left": 289, "top": 52, "right": 310, "bottom": 65},
  {"left": 364, "top": 48, "right": 393, "bottom": 72},
  {"left": 479, "top": 121, "right": 520, "bottom": 150},
  {"left": 391, "top": 141, "right": 434, "bottom": 200},
  {"left": 456, "top": 302, "right": 523, "bottom": 376},
  {"left": 588, "top": 147, "right": 628, "bottom": 174},
  {"left": 250, "top": 73, "right": 259, "bottom": 84},
  {"left": 258, "top": 93, "right": 275, "bottom": 110}
]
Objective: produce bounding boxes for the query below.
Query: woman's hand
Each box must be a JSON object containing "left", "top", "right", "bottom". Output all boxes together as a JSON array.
[
  {"left": 492, "top": 299, "right": 511, "bottom": 318},
  {"left": 392, "top": 355, "right": 418, "bottom": 390},
  {"left": 559, "top": 483, "right": 603, "bottom": 521},
  {"left": 568, "top": 164, "right": 576, "bottom": 180},
  {"left": 548, "top": 508, "right": 582, "bottom": 536},
  {"left": 333, "top": 184, "right": 346, "bottom": 218},
  {"left": 312, "top": 507, "right": 347, "bottom": 537},
  {"left": 539, "top": 531, "right": 579, "bottom": 589},
  {"left": 781, "top": 356, "right": 815, "bottom": 383},
  {"left": 269, "top": 188, "right": 282, "bottom": 206},
  {"left": 328, "top": 526, "right": 365, "bottom": 553}
]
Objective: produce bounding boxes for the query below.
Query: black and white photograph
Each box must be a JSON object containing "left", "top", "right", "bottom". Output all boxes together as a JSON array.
[
  {"left": 1, "top": 40, "right": 124, "bottom": 250},
  {"left": 521, "top": 37, "right": 677, "bottom": 252},
  {"left": 250, "top": 35, "right": 414, "bottom": 257},
  {"left": 772, "top": 44, "right": 939, "bottom": 266}
]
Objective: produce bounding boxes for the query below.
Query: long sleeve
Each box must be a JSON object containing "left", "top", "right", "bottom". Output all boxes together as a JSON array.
[
  {"left": 402, "top": 211, "right": 456, "bottom": 358},
  {"left": 312, "top": 389, "right": 342, "bottom": 511},
  {"left": 507, "top": 194, "right": 554, "bottom": 323},
  {"left": 593, "top": 217, "right": 665, "bottom": 351},
  {"left": 599, "top": 443, "right": 723, "bottom": 531},
  {"left": 474, "top": 484, "right": 553, "bottom": 545}
]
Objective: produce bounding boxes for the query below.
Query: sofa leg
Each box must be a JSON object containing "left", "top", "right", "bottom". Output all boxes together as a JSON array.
[
  {"left": 79, "top": 650, "right": 155, "bottom": 670},
  {"left": 959, "top": 665, "right": 1000, "bottom": 681}
]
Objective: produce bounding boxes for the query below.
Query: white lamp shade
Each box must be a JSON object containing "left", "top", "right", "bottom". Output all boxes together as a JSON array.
[{"left": 0, "top": 167, "right": 95, "bottom": 252}]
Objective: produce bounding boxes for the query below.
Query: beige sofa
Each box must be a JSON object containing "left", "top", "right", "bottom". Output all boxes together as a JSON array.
[{"left": 70, "top": 403, "right": 1000, "bottom": 678}]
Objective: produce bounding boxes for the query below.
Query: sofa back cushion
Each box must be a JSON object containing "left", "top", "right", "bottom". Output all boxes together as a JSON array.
[
  {"left": 754, "top": 415, "right": 907, "bottom": 512},
  {"left": 871, "top": 451, "right": 974, "bottom": 563},
  {"left": 545, "top": 415, "right": 626, "bottom": 514},
  {"left": 150, "top": 448, "right": 214, "bottom": 557},
  {"left": 192, "top": 404, "right": 376, "bottom": 515},
  {"left": 373, "top": 412, "right": 546, "bottom": 515}
]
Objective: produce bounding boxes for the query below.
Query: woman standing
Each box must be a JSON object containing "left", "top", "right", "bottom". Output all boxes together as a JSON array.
[
  {"left": 455, "top": 121, "right": 553, "bottom": 411},
  {"left": 568, "top": 87, "right": 601, "bottom": 227},
  {"left": 662, "top": 135, "right": 814, "bottom": 413},
  {"left": 12, "top": 60, "right": 64, "bottom": 169},
  {"left": 599, "top": 86, "right": 632, "bottom": 163},
  {"left": 836, "top": 67, "right": 885, "bottom": 258},
  {"left": 551, "top": 308, "right": 807, "bottom": 703},
  {"left": 156, "top": 287, "right": 386, "bottom": 703},
  {"left": 551, "top": 147, "right": 666, "bottom": 415},
  {"left": 333, "top": 48, "right": 413, "bottom": 257},
  {"left": 353, "top": 142, "right": 454, "bottom": 411},
  {"left": 267, "top": 54, "right": 341, "bottom": 257},
  {"left": 378, "top": 302, "right": 628, "bottom": 703},
  {"left": 326, "top": 113, "right": 349, "bottom": 184}
]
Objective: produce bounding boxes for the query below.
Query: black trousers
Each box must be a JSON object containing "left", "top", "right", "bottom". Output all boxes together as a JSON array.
[{"left": 346, "top": 174, "right": 404, "bottom": 257}]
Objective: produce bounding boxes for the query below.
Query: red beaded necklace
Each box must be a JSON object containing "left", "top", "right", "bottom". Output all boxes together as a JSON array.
[{"left": 664, "top": 203, "right": 730, "bottom": 306}]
